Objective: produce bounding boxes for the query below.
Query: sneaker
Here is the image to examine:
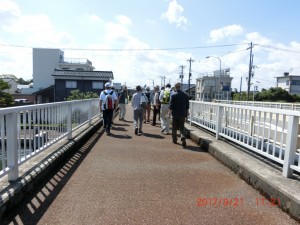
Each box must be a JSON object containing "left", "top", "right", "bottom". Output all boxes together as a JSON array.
[
  {"left": 135, "top": 128, "right": 138, "bottom": 135},
  {"left": 151, "top": 123, "right": 156, "bottom": 126},
  {"left": 139, "top": 130, "right": 143, "bottom": 134},
  {"left": 181, "top": 137, "right": 187, "bottom": 148},
  {"left": 172, "top": 140, "right": 177, "bottom": 144},
  {"left": 161, "top": 128, "right": 165, "bottom": 133}
]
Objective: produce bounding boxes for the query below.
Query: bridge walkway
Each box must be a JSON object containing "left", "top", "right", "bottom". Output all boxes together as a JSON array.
[{"left": 3, "top": 106, "right": 299, "bottom": 225}]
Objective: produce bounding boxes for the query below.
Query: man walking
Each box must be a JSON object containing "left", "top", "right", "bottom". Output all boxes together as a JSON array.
[
  {"left": 159, "top": 83, "right": 172, "bottom": 134},
  {"left": 118, "top": 85, "right": 128, "bottom": 121},
  {"left": 100, "top": 82, "right": 118, "bottom": 135},
  {"left": 169, "top": 82, "right": 189, "bottom": 147},
  {"left": 131, "top": 85, "right": 144, "bottom": 135},
  {"left": 143, "top": 87, "right": 152, "bottom": 123},
  {"left": 151, "top": 85, "right": 160, "bottom": 126}
]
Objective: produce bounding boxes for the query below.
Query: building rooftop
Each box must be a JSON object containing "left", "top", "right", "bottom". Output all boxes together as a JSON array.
[{"left": 51, "top": 70, "right": 114, "bottom": 79}]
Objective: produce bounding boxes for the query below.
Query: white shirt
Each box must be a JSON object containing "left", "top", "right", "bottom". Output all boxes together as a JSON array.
[{"left": 99, "top": 89, "right": 118, "bottom": 110}]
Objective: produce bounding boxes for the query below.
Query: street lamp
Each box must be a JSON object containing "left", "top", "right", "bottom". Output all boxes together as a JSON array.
[{"left": 206, "top": 56, "right": 222, "bottom": 100}]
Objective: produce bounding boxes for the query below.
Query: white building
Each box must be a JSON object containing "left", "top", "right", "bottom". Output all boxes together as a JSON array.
[
  {"left": 276, "top": 72, "right": 300, "bottom": 95},
  {"left": 196, "top": 68, "right": 233, "bottom": 101},
  {"left": 32, "top": 48, "right": 95, "bottom": 91}
]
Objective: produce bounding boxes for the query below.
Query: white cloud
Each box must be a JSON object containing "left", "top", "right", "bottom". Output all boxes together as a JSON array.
[
  {"left": 161, "top": 0, "right": 188, "bottom": 28},
  {"left": 209, "top": 25, "right": 245, "bottom": 43},
  {"left": 116, "top": 15, "right": 132, "bottom": 26},
  {"left": 88, "top": 14, "right": 103, "bottom": 23},
  {"left": 0, "top": 0, "right": 21, "bottom": 27}
]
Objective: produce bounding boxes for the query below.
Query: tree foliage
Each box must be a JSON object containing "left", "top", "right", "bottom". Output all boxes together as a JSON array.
[
  {"left": 17, "top": 78, "right": 32, "bottom": 84},
  {"left": 0, "top": 79, "right": 14, "bottom": 106},
  {"left": 232, "top": 87, "right": 300, "bottom": 102},
  {"left": 66, "top": 90, "right": 99, "bottom": 101},
  {"left": 255, "top": 87, "right": 300, "bottom": 102}
]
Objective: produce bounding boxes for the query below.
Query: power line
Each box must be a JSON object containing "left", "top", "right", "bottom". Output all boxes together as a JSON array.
[
  {"left": 255, "top": 44, "right": 300, "bottom": 54},
  {"left": 0, "top": 43, "right": 248, "bottom": 52}
]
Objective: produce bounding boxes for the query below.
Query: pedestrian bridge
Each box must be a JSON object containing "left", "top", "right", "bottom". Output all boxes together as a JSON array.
[{"left": 0, "top": 100, "right": 300, "bottom": 224}]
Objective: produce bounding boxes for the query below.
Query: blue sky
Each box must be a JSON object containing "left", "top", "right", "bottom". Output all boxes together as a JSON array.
[{"left": 1, "top": 0, "right": 300, "bottom": 90}]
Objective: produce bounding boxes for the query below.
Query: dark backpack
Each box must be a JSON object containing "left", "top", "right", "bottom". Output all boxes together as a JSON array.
[{"left": 140, "top": 93, "right": 148, "bottom": 109}]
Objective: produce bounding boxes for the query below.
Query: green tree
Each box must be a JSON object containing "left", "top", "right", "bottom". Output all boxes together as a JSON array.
[
  {"left": 66, "top": 90, "right": 99, "bottom": 101},
  {"left": 255, "top": 87, "right": 294, "bottom": 102},
  {"left": 17, "top": 78, "right": 32, "bottom": 85},
  {"left": 0, "top": 79, "right": 14, "bottom": 106}
]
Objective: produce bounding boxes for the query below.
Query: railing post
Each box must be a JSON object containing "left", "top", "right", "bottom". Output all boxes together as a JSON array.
[
  {"left": 189, "top": 101, "right": 193, "bottom": 125},
  {"left": 7, "top": 112, "right": 19, "bottom": 181},
  {"left": 67, "top": 103, "right": 72, "bottom": 140},
  {"left": 216, "top": 105, "right": 224, "bottom": 140},
  {"left": 88, "top": 100, "right": 92, "bottom": 125},
  {"left": 283, "top": 115, "right": 298, "bottom": 177}
]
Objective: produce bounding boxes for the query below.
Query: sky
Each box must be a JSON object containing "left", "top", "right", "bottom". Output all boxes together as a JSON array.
[{"left": 1, "top": 0, "right": 300, "bottom": 91}]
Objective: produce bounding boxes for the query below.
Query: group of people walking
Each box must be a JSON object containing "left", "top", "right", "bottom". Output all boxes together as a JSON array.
[{"left": 99, "top": 82, "right": 189, "bottom": 147}]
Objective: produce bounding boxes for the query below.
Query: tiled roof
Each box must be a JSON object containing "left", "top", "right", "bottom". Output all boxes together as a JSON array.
[{"left": 52, "top": 70, "right": 114, "bottom": 79}]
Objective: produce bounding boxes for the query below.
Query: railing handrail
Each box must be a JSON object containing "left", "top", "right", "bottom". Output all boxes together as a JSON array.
[
  {"left": 189, "top": 100, "right": 300, "bottom": 178},
  {"left": 190, "top": 100, "right": 300, "bottom": 116},
  {"left": 0, "top": 99, "right": 100, "bottom": 182}
]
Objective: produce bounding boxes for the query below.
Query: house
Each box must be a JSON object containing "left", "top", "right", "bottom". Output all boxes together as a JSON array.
[
  {"left": 52, "top": 70, "right": 113, "bottom": 102},
  {"left": 196, "top": 68, "right": 233, "bottom": 101},
  {"left": 276, "top": 72, "right": 300, "bottom": 95},
  {"left": 26, "top": 48, "right": 113, "bottom": 103},
  {"left": 0, "top": 75, "right": 18, "bottom": 94}
]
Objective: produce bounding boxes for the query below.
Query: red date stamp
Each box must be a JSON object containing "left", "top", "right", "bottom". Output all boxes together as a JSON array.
[
  {"left": 196, "top": 197, "right": 280, "bottom": 207},
  {"left": 196, "top": 197, "right": 244, "bottom": 207}
]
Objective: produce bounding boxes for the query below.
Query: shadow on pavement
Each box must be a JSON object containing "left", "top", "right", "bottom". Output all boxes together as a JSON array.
[
  {"left": 108, "top": 134, "right": 132, "bottom": 139},
  {"left": 2, "top": 128, "right": 105, "bottom": 225},
  {"left": 142, "top": 133, "right": 165, "bottom": 139}
]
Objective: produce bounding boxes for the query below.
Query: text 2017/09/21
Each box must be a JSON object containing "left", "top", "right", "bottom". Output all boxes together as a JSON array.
[{"left": 196, "top": 197, "right": 280, "bottom": 207}]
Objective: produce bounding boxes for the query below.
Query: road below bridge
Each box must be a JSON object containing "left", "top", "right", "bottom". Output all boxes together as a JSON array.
[{"left": 3, "top": 106, "right": 299, "bottom": 225}]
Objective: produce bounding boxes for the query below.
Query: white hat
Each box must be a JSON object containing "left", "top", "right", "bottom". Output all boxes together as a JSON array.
[{"left": 105, "top": 82, "right": 111, "bottom": 87}]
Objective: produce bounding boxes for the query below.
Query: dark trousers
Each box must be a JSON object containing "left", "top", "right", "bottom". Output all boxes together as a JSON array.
[
  {"left": 152, "top": 106, "right": 160, "bottom": 125},
  {"left": 103, "top": 109, "right": 114, "bottom": 132},
  {"left": 172, "top": 117, "right": 185, "bottom": 141}
]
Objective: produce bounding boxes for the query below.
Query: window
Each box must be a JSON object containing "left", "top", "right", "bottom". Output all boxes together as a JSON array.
[
  {"left": 203, "top": 79, "right": 215, "bottom": 86},
  {"left": 92, "top": 81, "right": 103, "bottom": 89},
  {"left": 291, "top": 80, "right": 300, "bottom": 85},
  {"left": 66, "top": 81, "right": 77, "bottom": 88},
  {"left": 286, "top": 80, "right": 289, "bottom": 85}
]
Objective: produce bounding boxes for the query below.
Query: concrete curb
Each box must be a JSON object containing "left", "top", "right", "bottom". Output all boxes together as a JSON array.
[
  {"left": 185, "top": 122, "right": 300, "bottom": 222},
  {"left": 0, "top": 118, "right": 102, "bottom": 221}
]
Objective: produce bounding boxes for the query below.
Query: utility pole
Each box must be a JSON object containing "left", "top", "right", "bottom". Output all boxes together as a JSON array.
[
  {"left": 159, "top": 75, "right": 166, "bottom": 87},
  {"left": 179, "top": 65, "right": 185, "bottom": 90},
  {"left": 239, "top": 76, "right": 242, "bottom": 101},
  {"left": 187, "top": 57, "right": 194, "bottom": 97},
  {"left": 151, "top": 79, "right": 154, "bottom": 88},
  {"left": 247, "top": 42, "right": 253, "bottom": 101}
]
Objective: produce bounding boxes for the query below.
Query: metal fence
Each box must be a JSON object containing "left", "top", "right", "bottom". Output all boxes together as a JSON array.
[
  {"left": 189, "top": 101, "right": 300, "bottom": 178},
  {"left": 0, "top": 99, "right": 100, "bottom": 181},
  {"left": 215, "top": 100, "right": 300, "bottom": 111}
]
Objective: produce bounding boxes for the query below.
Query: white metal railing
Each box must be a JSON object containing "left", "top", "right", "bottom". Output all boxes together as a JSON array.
[
  {"left": 0, "top": 99, "right": 101, "bottom": 181},
  {"left": 189, "top": 101, "right": 300, "bottom": 178},
  {"left": 215, "top": 100, "right": 300, "bottom": 111}
]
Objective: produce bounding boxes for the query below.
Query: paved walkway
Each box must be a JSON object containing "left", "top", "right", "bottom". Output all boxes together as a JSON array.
[{"left": 3, "top": 105, "right": 299, "bottom": 225}]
